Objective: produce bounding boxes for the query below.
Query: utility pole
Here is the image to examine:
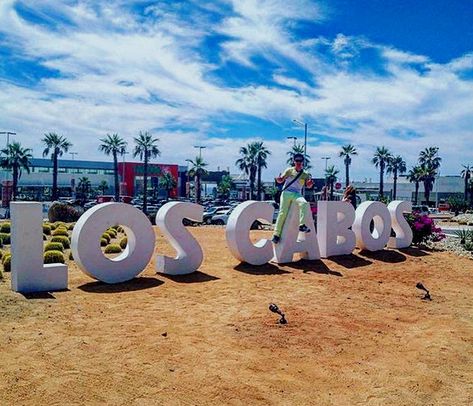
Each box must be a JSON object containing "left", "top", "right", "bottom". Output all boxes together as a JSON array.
[{"left": 0, "top": 131, "right": 16, "bottom": 147}]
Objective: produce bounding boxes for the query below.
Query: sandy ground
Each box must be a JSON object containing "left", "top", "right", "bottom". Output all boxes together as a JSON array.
[{"left": 1, "top": 227, "right": 473, "bottom": 405}]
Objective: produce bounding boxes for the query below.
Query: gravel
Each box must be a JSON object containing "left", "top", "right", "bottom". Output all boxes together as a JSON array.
[{"left": 428, "top": 236, "right": 473, "bottom": 260}]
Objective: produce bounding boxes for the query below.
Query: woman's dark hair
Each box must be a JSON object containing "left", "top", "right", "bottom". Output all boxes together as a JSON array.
[{"left": 293, "top": 153, "right": 304, "bottom": 161}]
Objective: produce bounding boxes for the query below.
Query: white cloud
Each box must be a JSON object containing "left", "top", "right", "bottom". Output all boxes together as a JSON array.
[{"left": 0, "top": 0, "right": 472, "bottom": 183}]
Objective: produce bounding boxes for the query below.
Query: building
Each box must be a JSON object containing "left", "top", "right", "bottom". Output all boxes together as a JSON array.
[{"left": 0, "top": 157, "right": 179, "bottom": 202}]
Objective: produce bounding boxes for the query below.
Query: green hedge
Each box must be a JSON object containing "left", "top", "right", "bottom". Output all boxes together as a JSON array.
[
  {"left": 119, "top": 237, "right": 127, "bottom": 249},
  {"left": 52, "top": 228, "right": 69, "bottom": 237},
  {"left": 51, "top": 235, "right": 70, "bottom": 249},
  {"left": 106, "top": 228, "right": 117, "bottom": 238},
  {"left": 0, "top": 233, "right": 11, "bottom": 245},
  {"left": 100, "top": 238, "right": 108, "bottom": 247},
  {"left": 43, "top": 224, "right": 52, "bottom": 235},
  {"left": 2, "top": 254, "right": 11, "bottom": 272},
  {"left": 44, "top": 250, "right": 65, "bottom": 264},
  {"left": 101, "top": 233, "right": 111, "bottom": 243},
  {"left": 104, "top": 244, "right": 122, "bottom": 254},
  {"left": 44, "top": 242, "right": 64, "bottom": 252},
  {"left": 0, "top": 223, "right": 11, "bottom": 233}
]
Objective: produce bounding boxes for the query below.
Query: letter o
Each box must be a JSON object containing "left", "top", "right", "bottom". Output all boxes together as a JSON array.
[
  {"left": 71, "top": 203, "right": 155, "bottom": 283},
  {"left": 353, "top": 201, "right": 392, "bottom": 251}
]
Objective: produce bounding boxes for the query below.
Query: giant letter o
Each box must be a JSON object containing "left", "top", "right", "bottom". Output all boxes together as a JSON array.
[
  {"left": 353, "top": 201, "right": 392, "bottom": 251},
  {"left": 71, "top": 203, "right": 155, "bottom": 283}
]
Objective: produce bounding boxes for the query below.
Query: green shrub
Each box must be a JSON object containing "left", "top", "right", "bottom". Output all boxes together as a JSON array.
[
  {"left": 0, "top": 238, "right": 3, "bottom": 248},
  {"left": 0, "top": 233, "right": 11, "bottom": 245},
  {"left": 119, "top": 236, "right": 127, "bottom": 249},
  {"left": 48, "top": 203, "right": 82, "bottom": 223},
  {"left": 43, "top": 233, "right": 48, "bottom": 241},
  {"left": 117, "top": 226, "right": 124, "bottom": 233},
  {"left": 69, "top": 251, "right": 74, "bottom": 260},
  {"left": 106, "top": 228, "right": 117, "bottom": 238},
  {"left": 100, "top": 238, "right": 108, "bottom": 247},
  {"left": 454, "top": 229, "right": 473, "bottom": 245},
  {"left": 51, "top": 236, "right": 70, "bottom": 249},
  {"left": 101, "top": 233, "right": 111, "bottom": 243},
  {"left": 50, "top": 222, "right": 58, "bottom": 230},
  {"left": 0, "top": 223, "right": 11, "bottom": 233},
  {"left": 44, "top": 250, "right": 65, "bottom": 264},
  {"left": 111, "top": 225, "right": 120, "bottom": 230},
  {"left": 104, "top": 244, "right": 122, "bottom": 254},
  {"left": 464, "top": 241, "right": 473, "bottom": 252},
  {"left": 0, "top": 250, "right": 3, "bottom": 260},
  {"left": 2, "top": 254, "right": 11, "bottom": 272},
  {"left": 68, "top": 223, "right": 75, "bottom": 230},
  {"left": 44, "top": 242, "right": 64, "bottom": 252},
  {"left": 43, "top": 224, "right": 52, "bottom": 235},
  {"left": 52, "top": 228, "right": 69, "bottom": 237}
]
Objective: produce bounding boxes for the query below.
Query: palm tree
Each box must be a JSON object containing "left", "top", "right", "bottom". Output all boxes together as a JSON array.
[
  {"left": 406, "top": 166, "right": 423, "bottom": 205},
  {"left": 338, "top": 144, "right": 357, "bottom": 187},
  {"left": 371, "top": 146, "right": 392, "bottom": 198},
  {"left": 236, "top": 144, "right": 257, "bottom": 200},
  {"left": 252, "top": 141, "right": 271, "bottom": 201},
  {"left": 325, "top": 165, "right": 340, "bottom": 201},
  {"left": 461, "top": 165, "right": 471, "bottom": 201},
  {"left": 133, "top": 131, "right": 160, "bottom": 213},
  {"left": 218, "top": 174, "right": 234, "bottom": 198},
  {"left": 0, "top": 142, "right": 32, "bottom": 201},
  {"left": 386, "top": 155, "right": 406, "bottom": 200},
  {"left": 286, "top": 143, "right": 311, "bottom": 169},
  {"left": 187, "top": 156, "right": 208, "bottom": 203},
  {"left": 77, "top": 177, "right": 91, "bottom": 199},
  {"left": 159, "top": 171, "right": 177, "bottom": 200},
  {"left": 418, "top": 147, "right": 441, "bottom": 205},
  {"left": 42, "top": 133, "right": 72, "bottom": 200},
  {"left": 99, "top": 133, "right": 127, "bottom": 202},
  {"left": 98, "top": 180, "right": 109, "bottom": 195}
]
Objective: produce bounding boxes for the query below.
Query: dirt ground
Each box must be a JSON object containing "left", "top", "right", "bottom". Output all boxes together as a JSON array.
[{"left": 1, "top": 227, "right": 472, "bottom": 405}]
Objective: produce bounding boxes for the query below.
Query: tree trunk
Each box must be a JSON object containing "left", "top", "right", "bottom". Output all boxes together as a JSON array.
[
  {"left": 195, "top": 174, "right": 200, "bottom": 203},
  {"left": 249, "top": 167, "right": 256, "bottom": 200},
  {"left": 424, "top": 179, "right": 430, "bottom": 205},
  {"left": 12, "top": 164, "right": 18, "bottom": 201},
  {"left": 414, "top": 181, "right": 419, "bottom": 205},
  {"left": 257, "top": 162, "right": 262, "bottom": 201},
  {"left": 330, "top": 180, "right": 334, "bottom": 201},
  {"left": 379, "top": 162, "right": 384, "bottom": 197},
  {"left": 393, "top": 169, "right": 398, "bottom": 200},
  {"left": 345, "top": 159, "right": 350, "bottom": 187},
  {"left": 465, "top": 175, "right": 469, "bottom": 201},
  {"left": 143, "top": 151, "right": 148, "bottom": 213},
  {"left": 52, "top": 149, "right": 58, "bottom": 200},
  {"left": 113, "top": 151, "right": 120, "bottom": 201}
]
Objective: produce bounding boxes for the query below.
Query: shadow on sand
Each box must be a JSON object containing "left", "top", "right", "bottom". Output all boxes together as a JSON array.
[
  {"left": 399, "top": 246, "right": 431, "bottom": 257},
  {"left": 78, "top": 277, "right": 163, "bottom": 293},
  {"left": 21, "top": 290, "right": 69, "bottom": 299},
  {"left": 328, "top": 254, "right": 373, "bottom": 269},
  {"left": 158, "top": 271, "right": 219, "bottom": 283},
  {"left": 285, "top": 259, "right": 343, "bottom": 277},
  {"left": 358, "top": 249, "right": 407, "bottom": 263},
  {"left": 234, "top": 262, "right": 291, "bottom": 276}
]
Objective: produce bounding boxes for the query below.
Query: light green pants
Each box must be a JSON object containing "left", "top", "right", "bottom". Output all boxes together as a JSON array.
[{"left": 274, "top": 191, "right": 309, "bottom": 237}]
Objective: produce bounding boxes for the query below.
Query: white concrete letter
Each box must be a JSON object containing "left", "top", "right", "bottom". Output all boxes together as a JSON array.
[
  {"left": 155, "top": 202, "right": 203, "bottom": 275},
  {"left": 273, "top": 203, "right": 320, "bottom": 263},
  {"left": 353, "top": 201, "right": 392, "bottom": 251},
  {"left": 387, "top": 200, "right": 413, "bottom": 248},
  {"left": 71, "top": 203, "right": 155, "bottom": 283},
  {"left": 317, "top": 201, "right": 356, "bottom": 258},
  {"left": 226, "top": 201, "right": 274, "bottom": 265},
  {"left": 11, "top": 202, "right": 68, "bottom": 293}
]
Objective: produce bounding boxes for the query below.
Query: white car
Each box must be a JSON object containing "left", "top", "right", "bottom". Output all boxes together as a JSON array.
[{"left": 211, "top": 208, "right": 233, "bottom": 225}]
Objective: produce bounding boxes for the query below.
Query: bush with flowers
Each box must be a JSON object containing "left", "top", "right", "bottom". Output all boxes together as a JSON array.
[{"left": 405, "top": 212, "right": 445, "bottom": 245}]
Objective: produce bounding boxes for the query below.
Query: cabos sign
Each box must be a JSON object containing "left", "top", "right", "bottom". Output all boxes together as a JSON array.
[{"left": 10, "top": 200, "right": 412, "bottom": 293}]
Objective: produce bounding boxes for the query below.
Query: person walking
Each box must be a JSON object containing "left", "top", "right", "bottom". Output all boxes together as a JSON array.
[{"left": 272, "top": 153, "right": 313, "bottom": 244}]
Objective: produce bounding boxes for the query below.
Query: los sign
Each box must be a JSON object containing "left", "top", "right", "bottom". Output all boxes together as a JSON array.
[{"left": 10, "top": 200, "right": 413, "bottom": 293}]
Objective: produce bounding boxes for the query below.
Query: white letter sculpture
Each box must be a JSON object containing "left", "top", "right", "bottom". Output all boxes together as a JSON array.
[
  {"left": 226, "top": 201, "right": 274, "bottom": 265},
  {"left": 11, "top": 202, "right": 68, "bottom": 293},
  {"left": 387, "top": 200, "right": 413, "bottom": 248},
  {"left": 353, "top": 201, "right": 392, "bottom": 251},
  {"left": 155, "top": 202, "right": 203, "bottom": 275},
  {"left": 273, "top": 203, "right": 320, "bottom": 263},
  {"left": 317, "top": 201, "right": 356, "bottom": 258},
  {"left": 71, "top": 203, "right": 155, "bottom": 283}
]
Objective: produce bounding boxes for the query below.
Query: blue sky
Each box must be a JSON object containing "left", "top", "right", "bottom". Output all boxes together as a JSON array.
[{"left": 0, "top": 0, "right": 472, "bottom": 181}]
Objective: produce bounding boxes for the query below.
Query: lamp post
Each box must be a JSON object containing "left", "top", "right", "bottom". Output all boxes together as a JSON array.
[
  {"left": 0, "top": 131, "right": 16, "bottom": 147},
  {"left": 194, "top": 145, "right": 206, "bottom": 159},
  {"left": 286, "top": 136, "right": 298, "bottom": 146},
  {"left": 292, "top": 120, "right": 308, "bottom": 160},
  {"left": 69, "top": 152, "right": 78, "bottom": 199},
  {"left": 185, "top": 159, "right": 192, "bottom": 199}
]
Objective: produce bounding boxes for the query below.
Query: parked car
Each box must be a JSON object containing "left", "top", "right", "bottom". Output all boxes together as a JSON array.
[
  {"left": 211, "top": 208, "right": 234, "bottom": 225},
  {"left": 412, "top": 205, "right": 430, "bottom": 216},
  {"left": 203, "top": 206, "right": 231, "bottom": 224}
]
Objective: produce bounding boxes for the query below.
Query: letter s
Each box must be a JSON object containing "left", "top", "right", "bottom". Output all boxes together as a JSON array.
[
  {"left": 387, "top": 201, "right": 413, "bottom": 248},
  {"left": 155, "top": 202, "right": 203, "bottom": 275}
]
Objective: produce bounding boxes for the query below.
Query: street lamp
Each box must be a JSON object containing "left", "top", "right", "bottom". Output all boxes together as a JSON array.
[
  {"left": 286, "top": 136, "right": 298, "bottom": 146},
  {"left": 194, "top": 145, "right": 206, "bottom": 159},
  {"left": 0, "top": 131, "right": 16, "bottom": 147},
  {"left": 292, "top": 120, "right": 307, "bottom": 159}
]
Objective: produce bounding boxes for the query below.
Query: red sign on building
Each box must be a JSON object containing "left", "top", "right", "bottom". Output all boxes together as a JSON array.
[{"left": 117, "top": 162, "right": 179, "bottom": 198}]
